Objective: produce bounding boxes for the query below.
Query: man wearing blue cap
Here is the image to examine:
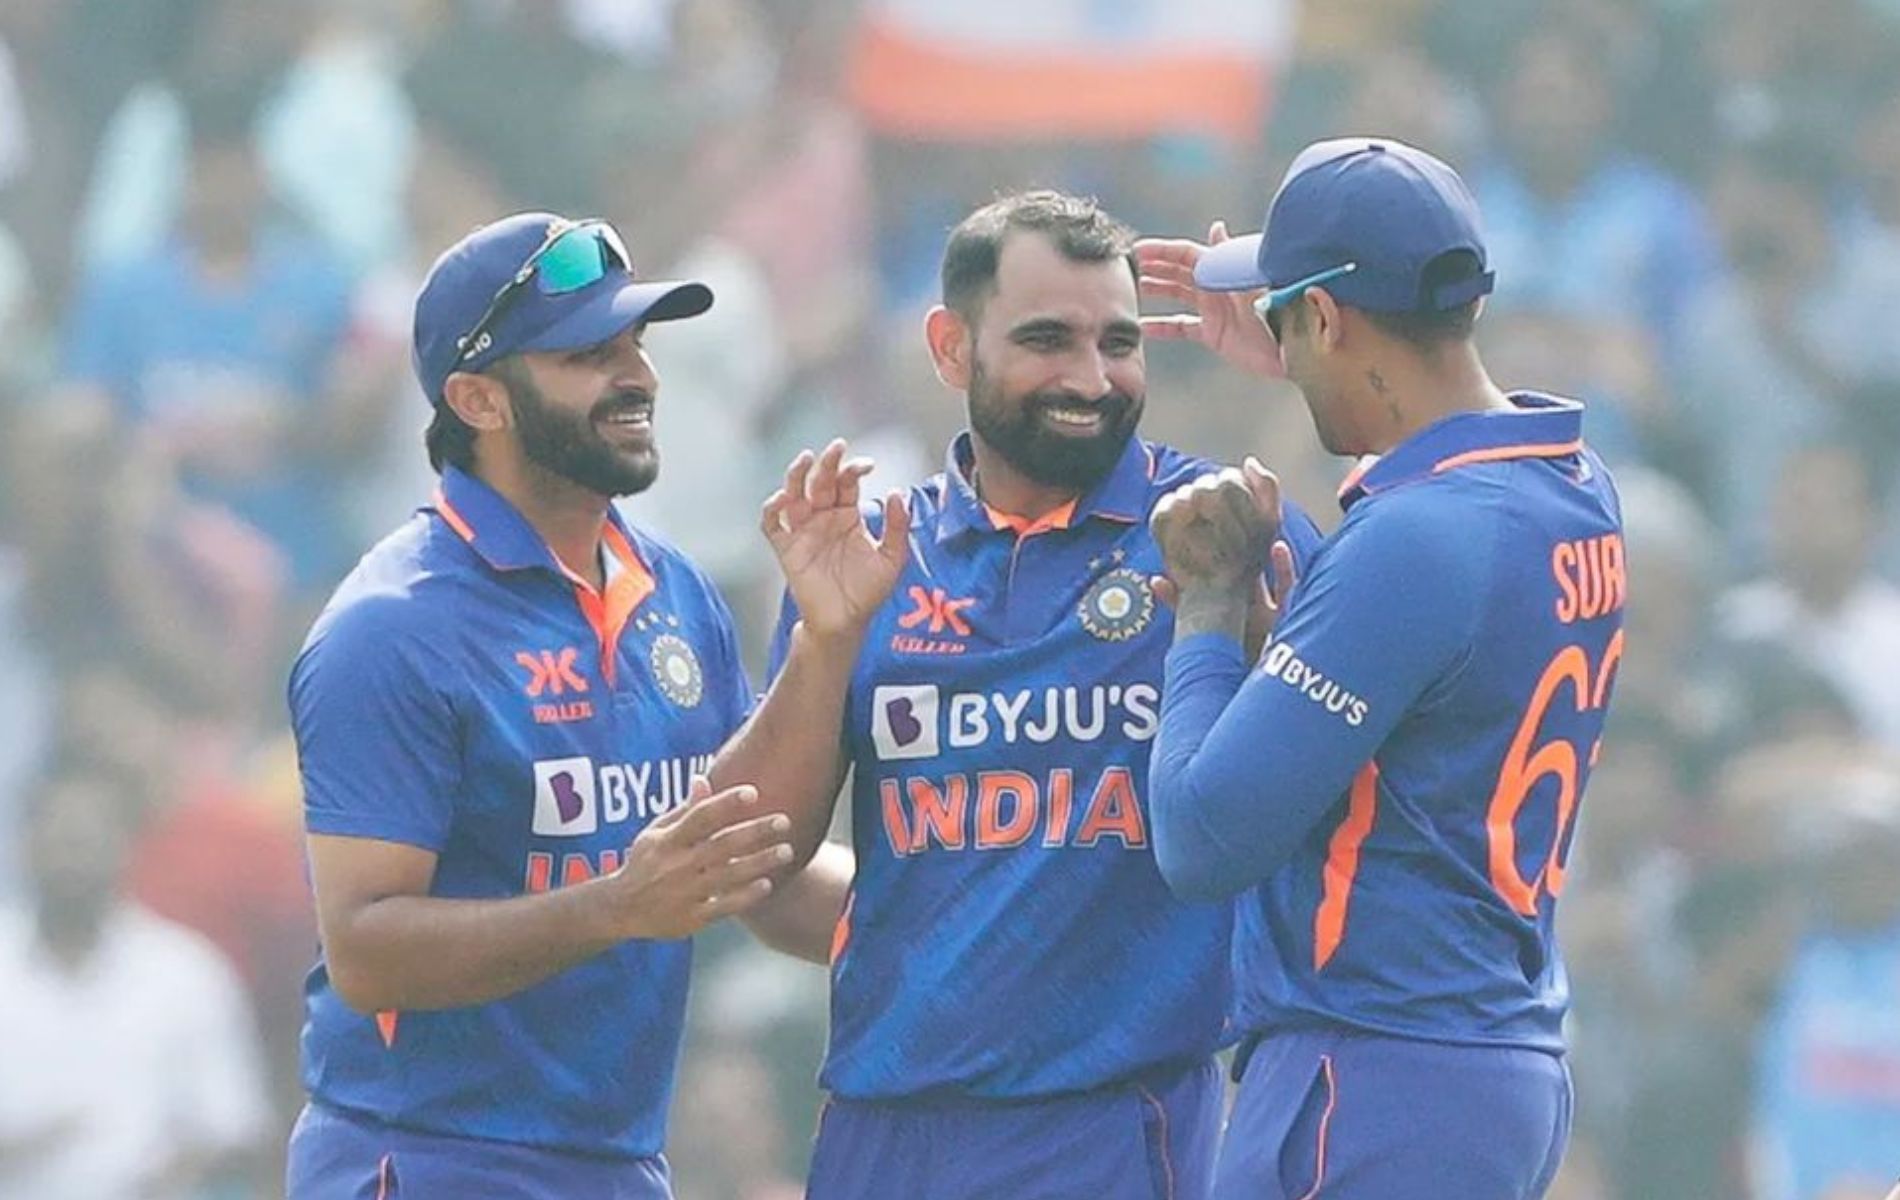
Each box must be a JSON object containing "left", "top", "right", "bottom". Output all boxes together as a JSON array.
[
  {"left": 1135, "top": 139, "right": 1627, "bottom": 1198},
  {"left": 284, "top": 213, "right": 797, "bottom": 1198}
]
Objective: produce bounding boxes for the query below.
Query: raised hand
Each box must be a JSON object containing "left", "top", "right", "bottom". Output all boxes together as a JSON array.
[
  {"left": 761, "top": 439, "right": 911, "bottom": 640},
  {"left": 1136, "top": 221, "right": 1286, "bottom": 380}
]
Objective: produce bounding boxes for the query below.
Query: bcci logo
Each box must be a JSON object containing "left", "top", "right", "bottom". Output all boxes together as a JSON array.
[
  {"left": 649, "top": 634, "right": 704, "bottom": 708},
  {"left": 1078, "top": 568, "right": 1155, "bottom": 642}
]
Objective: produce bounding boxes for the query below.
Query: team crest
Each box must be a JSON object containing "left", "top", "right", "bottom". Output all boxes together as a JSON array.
[
  {"left": 649, "top": 634, "right": 704, "bottom": 708},
  {"left": 1078, "top": 568, "right": 1155, "bottom": 642}
]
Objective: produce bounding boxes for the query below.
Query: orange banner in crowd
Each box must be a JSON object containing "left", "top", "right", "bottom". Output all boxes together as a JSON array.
[{"left": 848, "top": 0, "right": 1295, "bottom": 143}]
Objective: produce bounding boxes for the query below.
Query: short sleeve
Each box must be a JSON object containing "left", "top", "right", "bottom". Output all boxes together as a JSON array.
[{"left": 289, "top": 595, "right": 462, "bottom": 850}]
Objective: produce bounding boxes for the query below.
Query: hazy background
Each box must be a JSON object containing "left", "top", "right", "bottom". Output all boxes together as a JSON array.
[{"left": 1, "top": 1, "right": 1897, "bottom": 1197}]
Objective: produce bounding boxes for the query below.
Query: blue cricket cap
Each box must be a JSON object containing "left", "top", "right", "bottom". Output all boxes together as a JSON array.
[
  {"left": 1194, "top": 137, "right": 1495, "bottom": 314},
  {"left": 412, "top": 211, "right": 713, "bottom": 406}
]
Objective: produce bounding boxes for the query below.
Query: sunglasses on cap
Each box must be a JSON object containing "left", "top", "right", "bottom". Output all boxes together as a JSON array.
[
  {"left": 455, "top": 219, "right": 634, "bottom": 364},
  {"left": 1252, "top": 262, "right": 1357, "bottom": 343}
]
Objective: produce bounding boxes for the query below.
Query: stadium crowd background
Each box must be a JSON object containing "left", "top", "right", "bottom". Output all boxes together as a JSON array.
[{"left": 0, "top": 0, "right": 1897, "bottom": 1196}]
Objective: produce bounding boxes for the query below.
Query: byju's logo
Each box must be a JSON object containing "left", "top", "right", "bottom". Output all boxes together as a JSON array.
[
  {"left": 870, "top": 685, "right": 940, "bottom": 761},
  {"left": 533, "top": 756, "right": 599, "bottom": 836}
]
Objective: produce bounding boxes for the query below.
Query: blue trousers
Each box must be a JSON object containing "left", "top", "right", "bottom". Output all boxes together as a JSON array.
[
  {"left": 1214, "top": 1028, "right": 1571, "bottom": 1200},
  {"left": 809, "top": 1058, "right": 1224, "bottom": 1200},
  {"left": 285, "top": 1101, "right": 673, "bottom": 1200}
]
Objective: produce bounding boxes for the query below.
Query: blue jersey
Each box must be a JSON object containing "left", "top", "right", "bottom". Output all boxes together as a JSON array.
[
  {"left": 289, "top": 466, "right": 751, "bottom": 1160},
  {"left": 772, "top": 434, "right": 1322, "bottom": 1100},
  {"left": 1152, "top": 394, "right": 1624, "bottom": 1053}
]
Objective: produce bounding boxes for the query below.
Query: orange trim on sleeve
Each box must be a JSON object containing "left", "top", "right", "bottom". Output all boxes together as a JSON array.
[
  {"left": 376, "top": 1153, "right": 393, "bottom": 1200},
  {"left": 1313, "top": 764, "right": 1380, "bottom": 971},
  {"left": 1432, "top": 440, "right": 1583, "bottom": 475},
  {"left": 986, "top": 499, "right": 1077, "bottom": 538},
  {"left": 375, "top": 1010, "right": 399, "bottom": 1048},
  {"left": 849, "top": 21, "right": 1268, "bottom": 142}
]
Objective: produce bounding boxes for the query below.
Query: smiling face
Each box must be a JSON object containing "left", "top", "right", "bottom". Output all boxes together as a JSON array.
[
  {"left": 497, "top": 324, "right": 662, "bottom": 498},
  {"left": 955, "top": 231, "right": 1146, "bottom": 492}
]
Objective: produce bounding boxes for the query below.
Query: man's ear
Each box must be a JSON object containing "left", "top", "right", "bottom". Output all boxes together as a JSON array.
[
  {"left": 442, "top": 369, "right": 512, "bottom": 433},
  {"left": 1308, "top": 289, "right": 1346, "bottom": 353},
  {"left": 924, "top": 305, "right": 975, "bottom": 391}
]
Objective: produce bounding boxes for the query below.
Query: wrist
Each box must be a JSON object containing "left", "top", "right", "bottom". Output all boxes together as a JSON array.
[
  {"left": 795, "top": 618, "right": 869, "bottom": 656},
  {"left": 1172, "top": 583, "right": 1251, "bottom": 642}
]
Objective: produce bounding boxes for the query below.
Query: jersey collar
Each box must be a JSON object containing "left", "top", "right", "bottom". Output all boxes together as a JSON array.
[
  {"left": 427, "top": 465, "right": 649, "bottom": 584},
  {"left": 935, "top": 431, "right": 1157, "bottom": 542},
  {"left": 1338, "top": 392, "right": 1586, "bottom": 512}
]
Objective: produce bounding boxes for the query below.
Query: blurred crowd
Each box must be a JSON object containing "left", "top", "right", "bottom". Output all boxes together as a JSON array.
[{"left": 0, "top": 0, "right": 1896, "bottom": 1197}]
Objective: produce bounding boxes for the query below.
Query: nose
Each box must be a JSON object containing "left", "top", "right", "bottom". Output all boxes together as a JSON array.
[
  {"left": 610, "top": 336, "right": 659, "bottom": 394},
  {"left": 1062, "top": 348, "right": 1113, "bottom": 400}
]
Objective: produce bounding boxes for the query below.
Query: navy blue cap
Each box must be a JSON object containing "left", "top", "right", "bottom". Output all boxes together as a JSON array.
[
  {"left": 1195, "top": 138, "right": 1495, "bottom": 313},
  {"left": 411, "top": 211, "right": 713, "bottom": 405}
]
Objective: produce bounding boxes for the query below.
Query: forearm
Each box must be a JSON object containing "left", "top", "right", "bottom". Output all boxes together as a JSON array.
[
  {"left": 324, "top": 879, "right": 625, "bottom": 1012},
  {"left": 1153, "top": 633, "right": 1388, "bottom": 901},
  {"left": 1151, "top": 633, "right": 1258, "bottom": 899},
  {"left": 710, "top": 622, "right": 858, "bottom": 864},
  {"left": 742, "top": 839, "right": 854, "bottom": 964}
]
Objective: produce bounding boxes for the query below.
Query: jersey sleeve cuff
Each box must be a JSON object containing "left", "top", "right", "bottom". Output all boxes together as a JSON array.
[{"left": 305, "top": 810, "right": 450, "bottom": 852}]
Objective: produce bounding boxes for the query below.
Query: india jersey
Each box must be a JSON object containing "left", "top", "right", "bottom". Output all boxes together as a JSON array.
[
  {"left": 773, "top": 434, "right": 1322, "bottom": 1099},
  {"left": 1153, "top": 394, "right": 1624, "bottom": 1052},
  {"left": 289, "top": 466, "right": 751, "bottom": 1159}
]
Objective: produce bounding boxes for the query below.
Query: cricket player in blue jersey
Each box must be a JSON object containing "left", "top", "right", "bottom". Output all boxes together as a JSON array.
[
  {"left": 284, "top": 212, "right": 801, "bottom": 1199},
  {"left": 1136, "top": 139, "right": 1627, "bottom": 1199},
  {"left": 709, "top": 191, "right": 1321, "bottom": 1200}
]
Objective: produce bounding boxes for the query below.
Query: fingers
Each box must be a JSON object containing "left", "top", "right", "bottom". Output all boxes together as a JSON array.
[
  {"left": 663, "top": 781, "right": 761, "bottom": 841},
  {"left": 1151, "top": 574, "right": 1178, "bottom": 609},
  {"left": 704, "top": 810, "right": 795, "bottom": 860},
  {"left": 759, "top": 489, "right": 792, "bottom": 545},
  {"left": 1133, "top": 236, "right": 1207, "bottom": 271},
  {"left": 1208, "top": 219, "right": 1230, "bottom": 245},
  {"left": 692, "top": 877, "right": 776, "bottom": 923},
  {"left": 1268, "top": 540, "right": 1298, "bottom": 609},
  {"left": 649, "top": 774, "right": 715, "bottom": 828},
  {"left": 781, "top": 449, "right": 815, "bottom": 529},
  {"left": 1139, "top": 314, "right": 1205, "bottom": 342},
  {"left": 702, "top": 842, "right": 795, "bottom": 893},
  {"left": 1241, "top": 456, "right": 1283, "bottom": 529},
  {"left": 806, "top": 439, "right": 848, "bottom": 510},
  {"left": 1138, "top": 276, "right": 1201, "bottom": 305},
  {"left": 837, "top": 457, "right": 875, "bottom": 509},
  {"left": 876, "top": 489, "right": 912, "bottom": 566}
]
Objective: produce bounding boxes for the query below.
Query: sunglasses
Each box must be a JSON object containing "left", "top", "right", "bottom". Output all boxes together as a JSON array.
[
  {"left": 1253, "top": 262, "right": 1358, "bottom": 343},
  {"left": 455, "top": 220, "right": 633, "bottom": 364}
]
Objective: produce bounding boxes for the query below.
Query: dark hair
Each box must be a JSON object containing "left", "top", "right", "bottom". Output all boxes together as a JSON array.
[
  {"left": 427, "top": 357, "right": 538, "bottom": 473},
  {"left": 941, "top": 190, "right": 1137, "bottom": 321},
  {"left": 426, "top": 404, "right": 477, "bottom": 473},
  {"left": 1361, "top": 249, "right": 1486, "bottom": 348}
]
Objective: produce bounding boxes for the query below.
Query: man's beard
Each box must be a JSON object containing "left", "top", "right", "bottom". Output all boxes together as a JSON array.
[
  {"left": 966, "top": 360, "right": 1142, "bottom": 493},
  {"left": 510, "top": 372, "right": 660, "bottom": 498}
]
